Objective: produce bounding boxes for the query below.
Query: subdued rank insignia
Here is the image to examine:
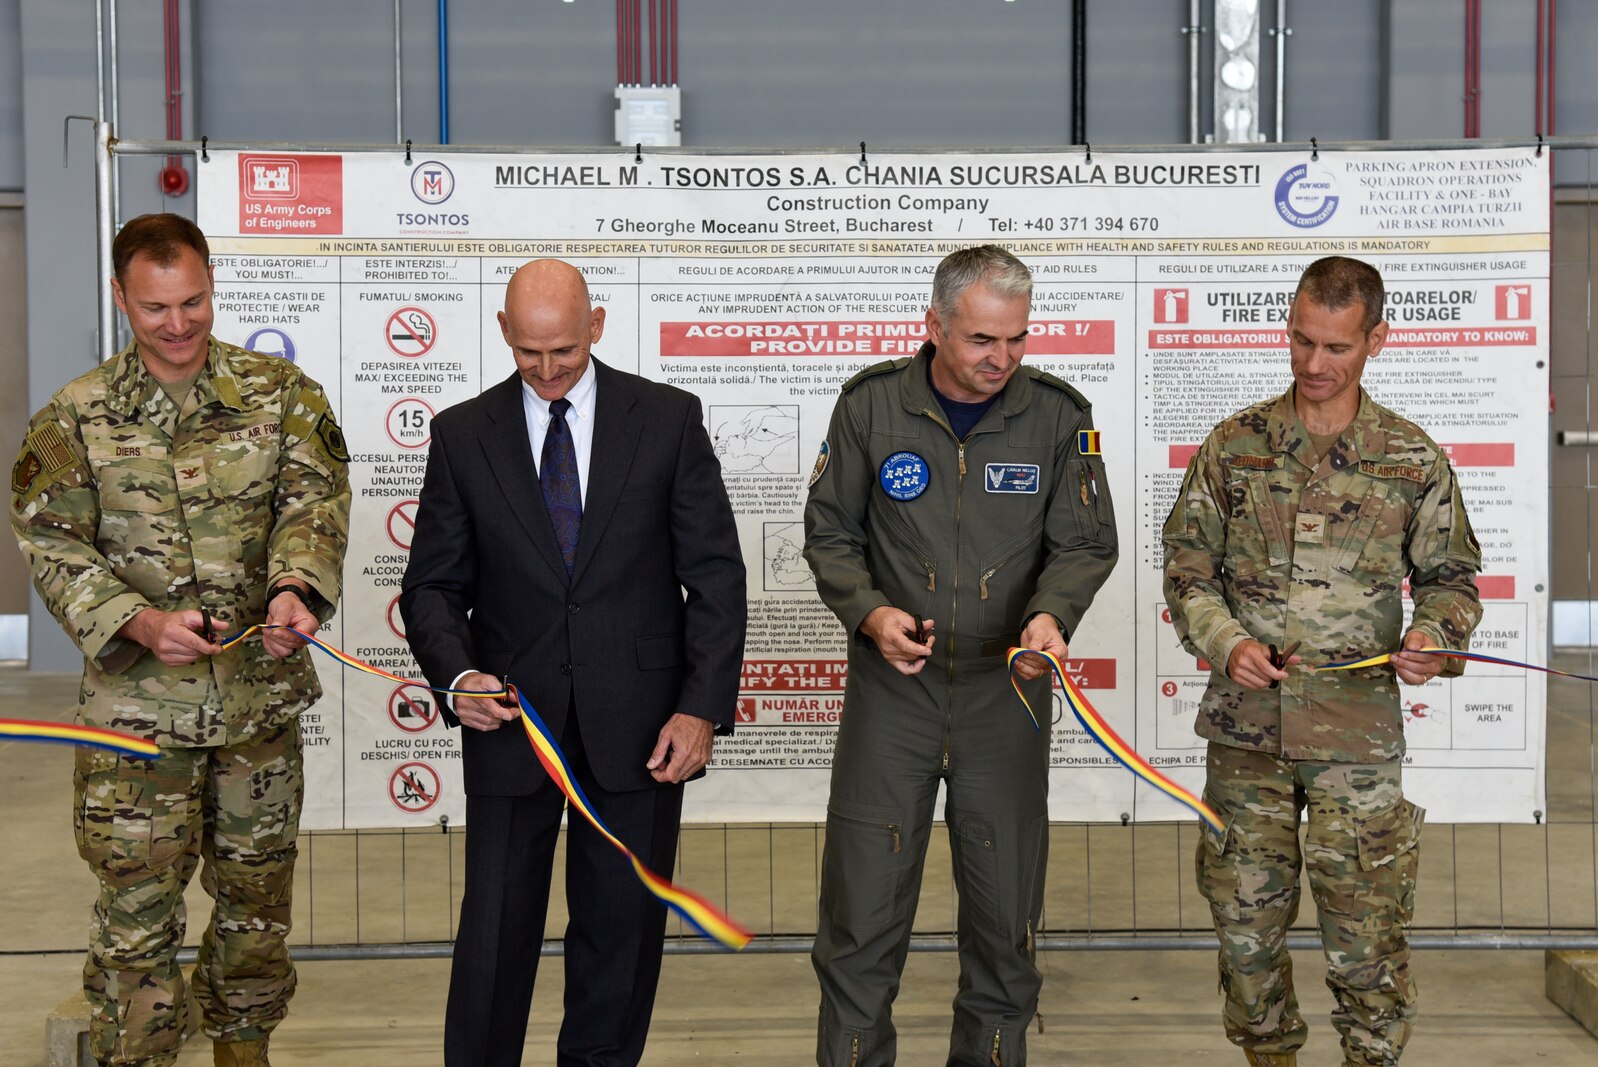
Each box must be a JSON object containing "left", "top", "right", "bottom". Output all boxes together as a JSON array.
[
  {"left": 808, "top": 440, "right": 830, "bottom": 487},
  {"left": 1293, "top": 511, "right": 1326, "bottom": 543},
  {"left": 316, "top": 414, "right": 351, "bottom": 464},
  {"left": 1077, "top": 429, "right": 1101, "bottom": 455}
]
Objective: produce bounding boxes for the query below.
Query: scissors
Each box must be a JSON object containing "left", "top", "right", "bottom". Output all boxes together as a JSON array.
[
  {"left": 200, "top": 608, "right": 217, "bottom": 645},
  {"left": 1267, "top": 640, "right": 1301, "bottom": 689}
]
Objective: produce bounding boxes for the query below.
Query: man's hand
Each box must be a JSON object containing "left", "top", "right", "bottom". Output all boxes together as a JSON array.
[
  {"left": 453, "top": 671, "right": 519, "bottom": 732},
  {"left": 261, "top": 587, "right": 320, "bottom": 659},
  {"left": 1013, "top": 613, "right": 1068, "bottom": 681},
  {"left": 1226, "top": 638, "right": 1297, "bottom": 690},
  {"left": 1392, "top": 629, "right": 1445, "bottom": 686},
  {"left": 858, "top": 606, "right": 934, "bottom": 676},
  {"left": 646, "top": 713, "right": 714, "bottom": 784},
  {"left": 117, "top": 608, "right": 223, "bottom": 666}
]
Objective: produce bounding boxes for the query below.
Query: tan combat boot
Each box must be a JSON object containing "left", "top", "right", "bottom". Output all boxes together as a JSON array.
[
  {"left": 1243, "top": 1052, "right": 1296, "bottom": 1067},
  {"left": 213, "top": 1038, "right": 270, "bottom": 1067}
]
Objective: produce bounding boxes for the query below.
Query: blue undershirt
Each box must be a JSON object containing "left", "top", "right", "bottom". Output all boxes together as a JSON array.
[{"left": 927, "top": 353, "right": 999, "bottom": 440}]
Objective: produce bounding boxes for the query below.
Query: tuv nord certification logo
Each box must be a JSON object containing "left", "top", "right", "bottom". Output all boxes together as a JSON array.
[{"left": 1274, "top": 162, "right": 1339, "bottom": 228}]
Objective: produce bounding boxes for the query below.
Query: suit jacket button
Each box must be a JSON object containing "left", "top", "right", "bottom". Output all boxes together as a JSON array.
[
  {"left": 560, "top": 663, "right": 572, "bottom": 675},
  {"left": 567, "top": 602, "right": 580, "bottom": 614}
]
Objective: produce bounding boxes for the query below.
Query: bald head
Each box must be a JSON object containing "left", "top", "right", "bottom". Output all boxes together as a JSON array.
[{"left": 498, "top": 258, "right": 605, "bottom": 402}]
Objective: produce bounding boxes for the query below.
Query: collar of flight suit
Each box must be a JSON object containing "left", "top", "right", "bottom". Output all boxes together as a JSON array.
[
  {"left": 106, "top": 335, "right": 248, "bottom": 424},
  {"left": 898, "top": 341, "right": 1035, "bottom": 427},
  {"left": 1264, "top": 385, "right": 1391, "bottom": 475}
]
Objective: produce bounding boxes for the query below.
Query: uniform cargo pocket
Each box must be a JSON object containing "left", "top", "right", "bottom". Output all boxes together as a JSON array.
[
  {"left": 73, "top": 747, "right": 195, "bottom": 874},
  {"left": 1354, "top": 797, "right": 1424, "bottom": 872},
  {"left": 820, "top": 800, "right": 905, "bottom": 938}
]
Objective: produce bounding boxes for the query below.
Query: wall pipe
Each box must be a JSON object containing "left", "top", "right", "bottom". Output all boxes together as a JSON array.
[
  {"left": 395, "top": 0, "right": 404, "bottom": 143},
  {"left": 161, "top": 929, "right": 1598, "bottom": 964},
  {"left": 1184, "top": 0, "right": 1202, "bottom": 144},
  {"left": 107, "top": 0, "right": 120, "bottom": 230},
  {"left": 95, "top": 122, "right": 115, "bottom": 366},
  {"left": 437, "top": 0, "right": 449, "bottom": 144},
  {"left": 1071, "top": 0, "right": 1086, "bottom": 145},
  {"left": 108, "top": 135, "right": 1590, "bottom": 159},
  {"left": 1272, "top": 0, "right": 1289, "bottom": 142}
]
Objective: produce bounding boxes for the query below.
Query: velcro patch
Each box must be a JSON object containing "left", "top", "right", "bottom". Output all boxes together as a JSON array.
[
  {"left": 28, "top": 423, "right": 73, "bottom": 475},
  {"left": 315, "top": 414, "right": 351, "bottom": 464},
  {"left": 984, "top": 463, "right": 1040, "bottom": 493},
  {"left": 10, "top": 449, "right": 41, "bottom": 495},
  {"left": 1359, "top": 460, "right": 1425, "bottom": 483},
  {"left": 1223, "top": 454, "right": 1281, "bottom": 470}
]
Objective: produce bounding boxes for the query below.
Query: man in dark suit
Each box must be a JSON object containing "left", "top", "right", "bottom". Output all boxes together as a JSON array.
[{"left": 399, "top": 258, "right": 746, "bottom": 1067}]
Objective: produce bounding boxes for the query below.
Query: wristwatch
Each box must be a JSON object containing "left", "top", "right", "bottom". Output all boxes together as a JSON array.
[{"left": 266, "top": 581, "right": 326, "bottom": 613}]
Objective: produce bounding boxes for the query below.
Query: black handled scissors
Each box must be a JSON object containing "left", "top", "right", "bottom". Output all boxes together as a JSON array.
[{"left": 1267, "top": 640, "right": 1300, "bottom": 688}]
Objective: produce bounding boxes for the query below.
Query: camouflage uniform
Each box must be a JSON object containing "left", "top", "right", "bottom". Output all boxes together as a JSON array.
[
  {"left": 1162, "top": 387, "right": 1481, "bottom": 1065},
  {"left": 11, "top": 338, "right": 350, "bottom": 1066}
]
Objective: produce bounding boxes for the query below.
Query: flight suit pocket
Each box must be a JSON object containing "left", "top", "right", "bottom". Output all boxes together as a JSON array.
[
  {"left": 976, "top": 517, "right": 1044, "bottom": 636},
  {"left": 949, "top": 813, "right": 1010, "bottom": 938},
  {"left": 820, "top": 800, "right": 905, "bottom": 938}
]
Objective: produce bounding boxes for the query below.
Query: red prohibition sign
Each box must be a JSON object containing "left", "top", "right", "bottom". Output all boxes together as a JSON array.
[
  {"left": 389, "top": 685, "right": 438, "bottom": 733},
  {"left": 387, "top": 499, "right": 420, "bottom": 550},
  {"left": 387, "top": 594, "right": 406, "bottom": 640},
  {"left": 389, "top": 761, "right": 440, "bottom": 813},
  {"left": 386, "top": 306, "right": 437, "bottom": 357},
  {"left": 386, "top": 398, "right": 435, "bottom": 450}
]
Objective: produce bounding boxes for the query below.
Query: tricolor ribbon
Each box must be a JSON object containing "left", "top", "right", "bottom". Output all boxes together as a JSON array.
[
  {"left": 1006, "top": 647, "right": 1224, "bottom": 833},
  {"left": 223, "top": 623, "right": 753, "bottom": 950},
  {"left": 1316, "top": 646, "right": 1598, "bottom": 682},
  {"left": 0, "top": 718, "right": 163, "bottom": 757}
]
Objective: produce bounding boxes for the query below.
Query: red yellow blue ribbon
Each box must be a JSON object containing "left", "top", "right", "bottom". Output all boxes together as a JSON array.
[
  {"left": 0, "top": 718, "right": 163, "bottom": 757},
  {"left": 1317, "top": 646, "right": 1598, "bottom": 682},
  {"left": 1006, "top": 647, "right": 1224, "bottom": 833},
  {"left": 224, "top": 623, "right": 754, "bottom": 950}
]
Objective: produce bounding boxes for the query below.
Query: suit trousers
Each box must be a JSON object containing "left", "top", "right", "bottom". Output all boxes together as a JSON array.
[{"left": 444, "top": 713, "right": 685, "bottom": 1067}]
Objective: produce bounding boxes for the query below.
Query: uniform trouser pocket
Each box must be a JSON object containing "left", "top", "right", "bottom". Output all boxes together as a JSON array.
[
  {"left": 1311, "top": 794, "right": 1423, "bottom": 1063},
  {"left": 818, "top": 800, "right": 905, "bottom": 938},
  {"left": 74, "top": 745, "right": 205, "bottom": 1065}
]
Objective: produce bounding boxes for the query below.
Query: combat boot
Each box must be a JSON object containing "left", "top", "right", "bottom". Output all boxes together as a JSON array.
[
  {"left": 214, "top": 1038, "right": 270, "bottom": 1067},
  {"left": 1243, "top": 1052, "right": 1296, "bottom": 1067}
]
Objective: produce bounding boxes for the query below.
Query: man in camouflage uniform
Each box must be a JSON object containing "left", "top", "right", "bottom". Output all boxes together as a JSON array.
[
  {"left": 11, "top": 214, "right": 350, "bottom": 1067},
  {"left": 1162, "top": 256, "right": 1482, "bottom": 1067}
]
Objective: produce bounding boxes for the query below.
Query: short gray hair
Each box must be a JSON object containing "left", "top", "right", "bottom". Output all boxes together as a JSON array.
[
  {"left": 1295, "top": 255, "right": 1386, "bottom": 333},
  {"left": 930, "top": 244, "right": 1033, "bottom": 321}
]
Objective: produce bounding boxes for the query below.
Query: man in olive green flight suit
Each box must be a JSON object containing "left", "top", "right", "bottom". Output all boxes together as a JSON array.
[
  {"left": 1163, "top": 256, "right": 1482, "bottom": 1067},
  {"left": 11, "top": 214, "right": 351, "bottom": 1067},
  {"left": 805, "top": 245, "right": 1118, "bottom": 1066}
]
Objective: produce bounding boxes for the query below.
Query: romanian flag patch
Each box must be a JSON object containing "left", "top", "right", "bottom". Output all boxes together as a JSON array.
[{"left": 1077, "top": 429, "right": 1101, "bottom": 455}]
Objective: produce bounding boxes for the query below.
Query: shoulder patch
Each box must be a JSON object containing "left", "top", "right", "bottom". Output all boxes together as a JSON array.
[
  {"left": 841, "top": 358, "right": 907, "bottom": 392},
  {"left": 27, "top": 422, "right": 74, "bottom": 476},
  {"left": 1077, "top": 429, "right": 1101, "bottom": 455},
  {"left": 807, "top": 440, "right": 830, "bottom": 487},
  {"left": 1222, "top": 454, "right": 1281, "bottom": 470},
  {"left": 1358, "top": 460, "right": 1426, "bottom": 483},
  {"left": 315, "top": 412, "right": 351, "bottom": 464}
]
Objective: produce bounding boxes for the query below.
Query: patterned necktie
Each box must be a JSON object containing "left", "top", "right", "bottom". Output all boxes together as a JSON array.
[{"left": 541, "top": 397, "right": 582, "bottom": 573}]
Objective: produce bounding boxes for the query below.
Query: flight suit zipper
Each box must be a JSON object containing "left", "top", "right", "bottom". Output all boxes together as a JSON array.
[
  {"left": 990, "top": 1027, "right": 1003, "bottom": 1066},
  {"left": 924, "top": 407, "right": 965, "bottom": 772},
  {"left": 850, "top": 1034, "right": 860, "bottom": 1067}
]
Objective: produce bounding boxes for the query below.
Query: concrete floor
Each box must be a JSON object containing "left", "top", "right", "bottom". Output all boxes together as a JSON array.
[{"left": 4, "top": 663, "right": 1597, "bottom": 1066}]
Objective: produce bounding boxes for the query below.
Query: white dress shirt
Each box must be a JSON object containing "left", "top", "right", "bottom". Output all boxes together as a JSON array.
[{"left": 448, "top": 361, "right": 598, "bottom": 703}]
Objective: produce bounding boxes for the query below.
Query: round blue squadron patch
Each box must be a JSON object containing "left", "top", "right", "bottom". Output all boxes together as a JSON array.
[{"left": 879, "top": 451, "right": 930, "bottom": 501}]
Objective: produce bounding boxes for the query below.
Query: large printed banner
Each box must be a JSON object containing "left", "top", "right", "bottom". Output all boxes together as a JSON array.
[{"left": 198, "top": 148, "right": 1549, "bottom": 828}]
